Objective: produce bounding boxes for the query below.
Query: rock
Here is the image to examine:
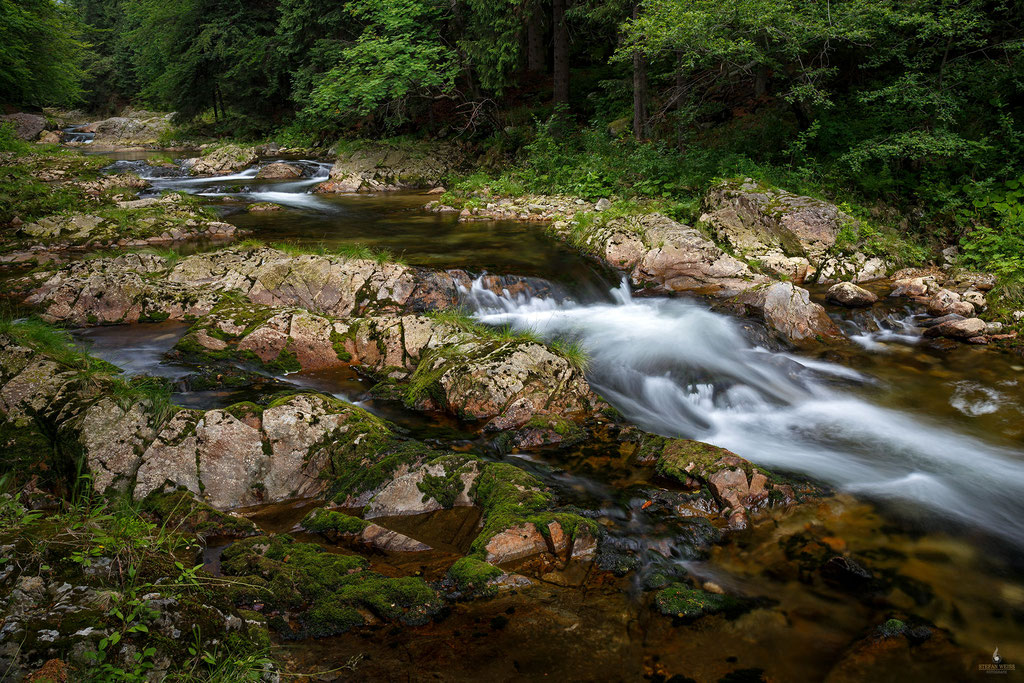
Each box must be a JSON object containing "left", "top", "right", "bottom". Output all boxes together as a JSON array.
[
  {"left": 889, "top": 277, "right": 929, "bottom": 298},
  {"left": 81, "top": 110, "right": 172, "bottom": 146},
  {"left": 359, "top": 523, "right": 432, "bottom": 552},
  {"left": 256, "top": 162, "right": 303, "bottom": 179},
  {"left": 185, "top": 145, "right": 258, "bottom": 176},
  {"left": 826, "top": 282, "right": 878, "bottom": 307},
  {"left": 941, "top": 245, "right": 959, "bottom": 264},
  {"left": 364, "top": 458, "right": 480, "bottom": 518},
  {"left": 702, "top": 179, "right": 850, "bottom": 282},
  {"left": 926, "top": 289, "right": 974, "bottom": 317},
  {"left": 816, "top": 253, "right": 888, "bottom": 284},
  {"left": 961, "top": 289, "right": 987, "bottom": 311},
  {"left": 922, "top": 317, "right": 987, "bottom": 340},
  {"left": 247, "top": 202, "right": 283, "bottom": 212},
  {"left": 315, "top": 141, "right": 463, "bottom": 193},
  {"left": 38, "top": 130, "right": 63, "bottom": 145},
  {"left": 650, "top": 437, "right": 813, "bottom": 523},
  {"left": 594, "top": 198, "right": 611, "bottom": 211},
  {"left": 484, "top": 523, "right": 550, "bottom": 564},
  {"left": 0, "top": 113, "right": 47, "bottom": 140},
  {"left": 735, "top": 282, "right": 843, "bottom": 346}
]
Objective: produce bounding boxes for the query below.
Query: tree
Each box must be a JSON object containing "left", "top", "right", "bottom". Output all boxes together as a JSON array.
[
  {"left": 0, "top": 0, "right": 86, "bottom": 107},
  {"left": 303, "top": 0, "right": 458, "bottom": 133}
]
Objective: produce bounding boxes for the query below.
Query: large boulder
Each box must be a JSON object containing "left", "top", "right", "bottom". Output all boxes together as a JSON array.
[
  {"left": 551, "top": 212, "right": 768, "bottom": 298},
  {"left": 81, "top": 110, "right": 172, "bottom": 146},
  {"left": 922, "top": 317, "right": 987, "bottom": 341},
  {"left": 256, "top": 162, "right": 303, "bottom": 179},
  {"left": 734, "top": 282, "right": 843, "bottom": 346},
  {"left": 0, "top": 113, "right": 47, "bottom": 140},
  {"left": 315, "top": 141, "right": 462, "bottom": 193},
  {"left": 701, "top": 179, "right": 858, "bottom": 283},
  {"left": 185, "top": 145, "right": 258, "bottom": 176},
  {"left": 175, "top": 302, "right": 600, "bottom": 431}
]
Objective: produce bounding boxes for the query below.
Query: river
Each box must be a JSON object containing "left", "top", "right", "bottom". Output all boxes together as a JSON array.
[{"left": 69, "top": 150, "right": 1024, "bottom": 679}]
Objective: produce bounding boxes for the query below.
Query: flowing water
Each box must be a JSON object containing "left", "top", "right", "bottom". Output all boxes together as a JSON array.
[{"left": 63, "top": 153, "right": 1024, "bottom": 678}]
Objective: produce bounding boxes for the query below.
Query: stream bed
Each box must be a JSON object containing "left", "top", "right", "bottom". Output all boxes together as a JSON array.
[{"left": 65, "top": 152, "right": 1024, "bottom": 680}]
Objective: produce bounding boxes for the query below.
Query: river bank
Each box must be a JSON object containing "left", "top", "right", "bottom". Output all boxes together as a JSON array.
[{"left": 1, "top": 124, "right": 1023, "bottom": 681}]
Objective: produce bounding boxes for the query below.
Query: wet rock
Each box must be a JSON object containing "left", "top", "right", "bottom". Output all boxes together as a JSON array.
[
  {"left": 649, "top": 437, "right": 813, "bottom": 523},
  {"left": 1, "top": 113, "right": 47, "bottom": 141},
  {"left": 826, "top": 282, "right": 878, "bottom": 307},
  {"left": 552, "top": 212, "right": 767, "bottom": 298},
  {"left": 926, "top": 289, "right": 974, "bottom": 317},
  {"left": 735, "top": 282, "right": 843, "bottom": 346},
  {"left": 185, "top": 145, "right": 258, "bottom": 176},
  {"left": 359, "top": 523, "right": 432, "bottom": 552},
  {"left": 484, "top": 523, "right": 550, "bottom": 564},
  {"left": 702, "top": 179, "right": 851, "bottom": 282},
  {"left": 256, "top": 162, "right": 303, "bottom": 179},
  {"left": 364, "top": 457, "right": 480, "bottom": 518},
  {"left": 922, "top": 317, "right": 987, "bottom": 341},
  {"left": 131, "top": 394, "right": 387, "bottom": 508},
  {"left": 961, "top": 288, "right": 987, "bottom": 311},
  {"left": 820, "top": 555, "right": 875, "bottom": 592},
  {"left": 248, "top": 202, "right": 283, "bottom": 212}
]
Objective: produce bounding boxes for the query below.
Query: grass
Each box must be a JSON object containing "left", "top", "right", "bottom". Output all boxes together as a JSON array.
[
  {"left": 550, "top": 338, "right": 590, "bottom": 373},
  {"left": 262, "top": 240, "right": 403, "bottom": 264}
]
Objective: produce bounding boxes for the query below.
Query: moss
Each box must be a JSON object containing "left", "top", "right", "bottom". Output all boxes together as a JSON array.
[
  {"left": 300, "top": 508, "right": 368, "bottom": 535},
  {"left": 447, "top": 557, "right": 503, "bottom": 596},
  {"left": 654, "top": 583, "right": 736, "bottom": 620},
  {"left": 879, "top": 618, "right": 907, "bottom": 638},
  {"left": 223, "top": 401, "right": 264, "bottom": 421},
  {"left": 140, "top": 490, "right": 257, "bottom": 538},
  {"left": 329, "top": 328, "right": 353, "bottom": 362},
  {"left": 139, "top": 310, "right": 171, "bottom": 323},
  {"left": 416, "top": 454, "right": 479, "bottom": 508},
  {"left": 468, "top": 462, "right": 553, "bottom": 558},
  {"left": 303, "top": 603, "right": 365, "bottom": 638},
  {"left": 654, "top": 439, "right": 742, "bottom": 484},
  {"left": 220, "top": 534, "right": 441, "bottom": 636}
]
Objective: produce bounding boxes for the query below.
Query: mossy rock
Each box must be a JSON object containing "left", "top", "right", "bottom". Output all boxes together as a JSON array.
[
  {"left": 446, "top": 557, "right": 503, "bottom": 599},
  {"left": 654, "top": 583, "right": 740, "bottom": 620},
  {"left": 300, "top": 508, "right": 368, "bottom": 535},
  {"left": 141, "top": 490, "right": 258, "bottom": 538}
]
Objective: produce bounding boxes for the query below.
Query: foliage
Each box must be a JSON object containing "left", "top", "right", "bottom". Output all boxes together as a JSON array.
[
  {"left": 0, "top": 0, "right": 87, "bottom": 107},
  {"left": 301, "top": 0, "right": 459, "bottom": 134}
]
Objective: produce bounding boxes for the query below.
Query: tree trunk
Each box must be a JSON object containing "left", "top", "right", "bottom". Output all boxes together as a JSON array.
[
  {"left": 552, "top": 0, "right": 569, "bottom": 107},
  {"left": 631, "top": 3, "right": 648, "bottom": 140},
  {"left": 527, "top": 6, "right": 545, "bottom": 73}
]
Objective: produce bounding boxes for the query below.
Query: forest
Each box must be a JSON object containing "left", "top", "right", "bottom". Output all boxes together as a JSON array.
[
  {"left": 5, "top": 0, "right": 1024, "bottom": 272},
  {"left": 3, "top": 1, "right": 1024, "bottom": 681}
]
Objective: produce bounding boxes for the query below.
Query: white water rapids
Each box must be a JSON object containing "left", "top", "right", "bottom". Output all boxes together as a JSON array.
[{"left": 464, "top": 278, "right": 1024, "bottom": 549}]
